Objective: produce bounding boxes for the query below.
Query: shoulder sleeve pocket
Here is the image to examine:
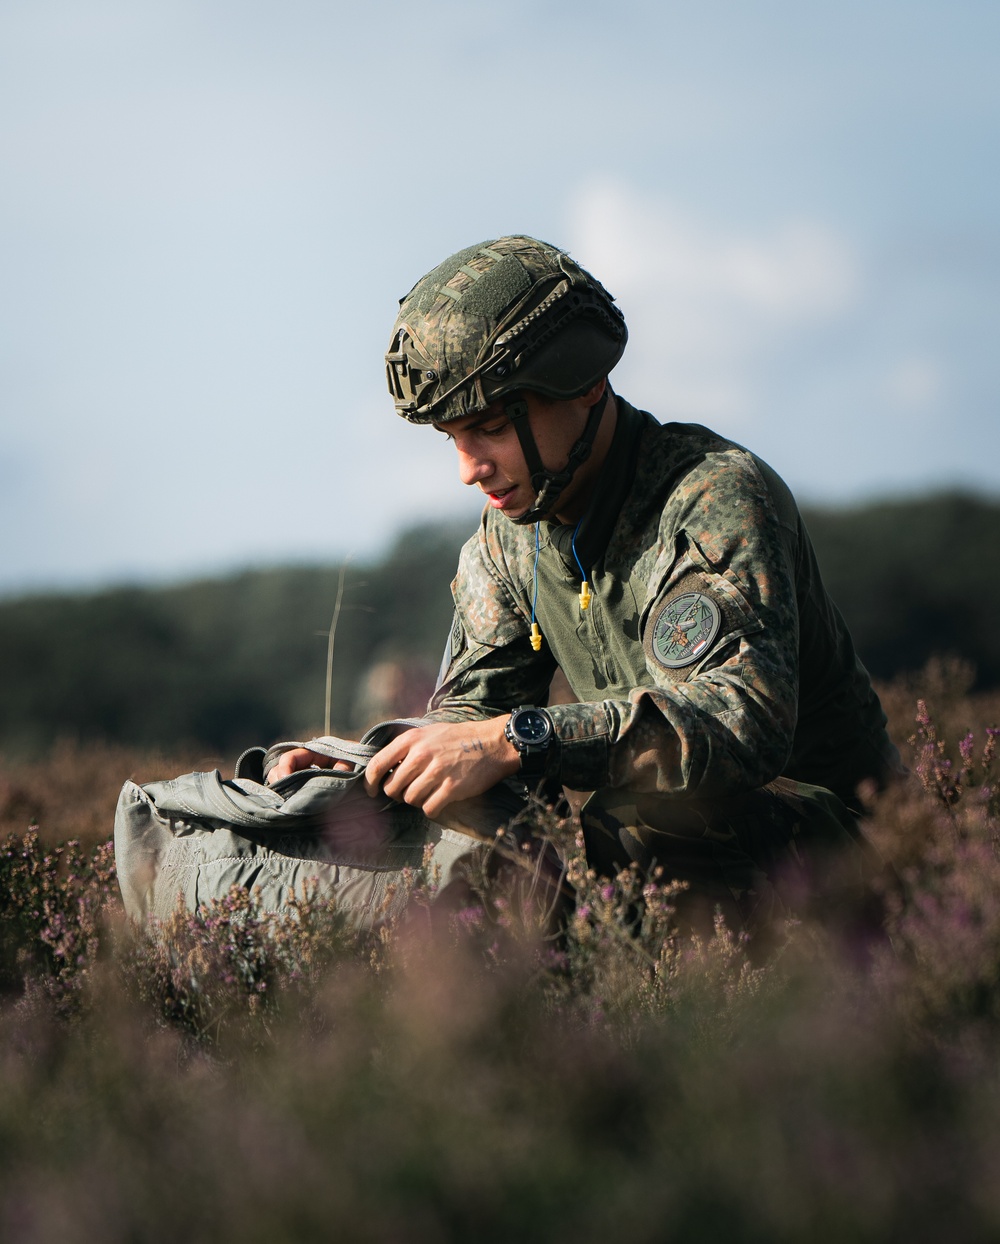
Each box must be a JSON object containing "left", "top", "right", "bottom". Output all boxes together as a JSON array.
[{"left": 640, "top": 534, "right": 764, "bottom": 683}]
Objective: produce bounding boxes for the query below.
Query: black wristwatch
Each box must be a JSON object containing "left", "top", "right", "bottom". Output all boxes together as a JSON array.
[{"left": 504, "top": 705, "right": 554, "bottom": 779}]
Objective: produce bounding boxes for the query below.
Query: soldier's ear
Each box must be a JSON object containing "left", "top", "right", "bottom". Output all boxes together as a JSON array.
[{"left": 580, "top": 378, "right": 607, "bottom": 406}]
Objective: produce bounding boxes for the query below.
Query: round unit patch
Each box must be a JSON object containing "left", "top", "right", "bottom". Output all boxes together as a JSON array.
[{"left": 649, "top": 592, "right": 722, "bottom": 669}]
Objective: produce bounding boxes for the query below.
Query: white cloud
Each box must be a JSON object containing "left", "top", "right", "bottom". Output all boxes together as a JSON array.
[{"left": 565, "top": 182, "right": 860, "bottom": 426}]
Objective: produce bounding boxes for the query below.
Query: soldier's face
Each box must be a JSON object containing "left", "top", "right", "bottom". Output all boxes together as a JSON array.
[{"left": 437, "top": 391, "right": 596, "bottom": 522}]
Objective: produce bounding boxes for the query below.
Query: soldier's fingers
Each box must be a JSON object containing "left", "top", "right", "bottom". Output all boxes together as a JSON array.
[
  {"left": 266, "top": 748, "right": 310, "bottom": 784},
  {"left": 378, "top": 747, "right": 430, "bottom": 802},
  {"left": 392, "top": 766, "right": 448, "bottom": 814},
  {"left": 363, "top": 733, "right": 415, "bottom": 797},
  {"left": 418, "top": 776, "right": 463, "bottom": 821},
  {"left": 266, "top": 748, "right": 337, "bottom": 786}
]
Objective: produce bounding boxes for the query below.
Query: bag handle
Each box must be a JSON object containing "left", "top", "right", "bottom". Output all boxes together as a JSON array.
[{"left": 258, "top": 717, "right": 428, "bottom": 782}]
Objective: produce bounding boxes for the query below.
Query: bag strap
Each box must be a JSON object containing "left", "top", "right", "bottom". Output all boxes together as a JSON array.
[{"left": 260, "top": 717, "right": 427, "bottom": 781}]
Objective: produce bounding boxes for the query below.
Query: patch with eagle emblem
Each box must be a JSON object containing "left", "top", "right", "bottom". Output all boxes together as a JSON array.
[
  {"left": 641, "top": 551, "right": 762, "bottom": 681},
  {"left": 647, "top": 591, "right": 722, "bottom": 669}
]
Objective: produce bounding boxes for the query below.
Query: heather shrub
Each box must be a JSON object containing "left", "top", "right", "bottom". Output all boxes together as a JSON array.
[
  {"left": 119, "top": 880, "right": 383, "bottom": 1048},
  {"left": 869, "top": 699, "right": 1000, "bottom": 1039},
  {"left": 0, "top": 676, "right": 999, "bottom": 1239},
  {"left": 0, "top": 830, "right": 117, "bottom": 1012}
]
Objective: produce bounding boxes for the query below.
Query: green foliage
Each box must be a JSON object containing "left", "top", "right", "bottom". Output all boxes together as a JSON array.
[
  {"left": 0, "top": 520, "right": 471, "bottom": 756},
  {"left": 802, "top": 491, "right": 1000, "bottom": 687},
  {"left": 2, "top": 493, "right": 1000, "bottom": 757}
]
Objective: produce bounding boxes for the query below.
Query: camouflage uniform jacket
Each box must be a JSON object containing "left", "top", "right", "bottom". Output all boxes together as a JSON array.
[{"left": 428, "top": 398, "right": 900, "bottom": 805}]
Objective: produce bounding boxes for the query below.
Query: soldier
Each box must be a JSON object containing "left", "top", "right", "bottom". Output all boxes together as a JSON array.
[{"left": 271, "top": 235, "right": 902, "bottom": 938}]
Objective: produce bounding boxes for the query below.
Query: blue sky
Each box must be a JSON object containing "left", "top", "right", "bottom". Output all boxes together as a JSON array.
[{"left": 1, "top": 0, "right": 997, "bottom": 592}]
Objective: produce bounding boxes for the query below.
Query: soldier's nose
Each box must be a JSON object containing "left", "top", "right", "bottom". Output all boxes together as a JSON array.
[{"left": 457, "top": 448, "right": 492, "bottom": 487}]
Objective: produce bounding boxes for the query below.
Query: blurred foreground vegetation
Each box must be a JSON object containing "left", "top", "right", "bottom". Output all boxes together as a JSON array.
[
  {"left": 0, "top": 666, "right": 999, "bottom": 1238},
  {"left": 1, "top": 492, "right": 999, "bottom": 758}
]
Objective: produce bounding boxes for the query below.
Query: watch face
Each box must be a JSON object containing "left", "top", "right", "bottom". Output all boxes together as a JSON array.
[{"left": 513, "top": 709, "right": 551, "bottom": 744}]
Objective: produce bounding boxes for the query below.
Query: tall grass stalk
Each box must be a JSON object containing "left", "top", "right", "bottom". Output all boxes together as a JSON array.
[{"left": 323, "top": 561, "right": 349, "bottom": 736}]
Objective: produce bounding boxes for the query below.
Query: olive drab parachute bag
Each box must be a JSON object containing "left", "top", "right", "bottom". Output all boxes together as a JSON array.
[{"left": 113, "top": 719, "right": 492, "bottom": 927}]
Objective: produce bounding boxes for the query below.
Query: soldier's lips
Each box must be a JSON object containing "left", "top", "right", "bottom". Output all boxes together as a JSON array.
[{"left": 485, "top": 486, "right": 519, "bottom": 510}]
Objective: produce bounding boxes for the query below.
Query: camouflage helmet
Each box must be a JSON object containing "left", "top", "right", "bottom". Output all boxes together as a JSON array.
[{"left": 385, "top": 235, "right": 627, "bottom": 424}]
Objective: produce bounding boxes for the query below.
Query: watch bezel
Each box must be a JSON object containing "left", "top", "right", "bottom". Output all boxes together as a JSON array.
[{"left": 505, "top": 705, "right": 554, "bottom": 777}]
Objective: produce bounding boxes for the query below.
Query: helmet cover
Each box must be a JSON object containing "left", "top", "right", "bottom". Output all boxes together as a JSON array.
[{"left": 386, "top": 235, "right": 627, "bottom": 424}]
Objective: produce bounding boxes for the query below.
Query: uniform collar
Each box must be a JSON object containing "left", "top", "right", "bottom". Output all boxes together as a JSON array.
[{"left": 545, "top": 397, "right": 650, "bottom": 573}]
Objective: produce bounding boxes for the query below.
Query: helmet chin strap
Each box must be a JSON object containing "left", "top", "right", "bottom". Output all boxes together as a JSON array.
[{"left": 502, "top": 388, "right": 610, "bottom": 525}]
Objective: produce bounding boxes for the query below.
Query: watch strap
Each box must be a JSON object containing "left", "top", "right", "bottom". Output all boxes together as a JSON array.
[{"left": 505, "top": 706, "right": 554, "bottom": 779}]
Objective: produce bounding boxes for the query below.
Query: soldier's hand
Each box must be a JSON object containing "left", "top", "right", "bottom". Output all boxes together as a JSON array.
[
  {"left": 363, "top": 718, "right": 520, "bottom": 820},
  {"left": 265, "top": 748, "right": 353, "bottom": 785}
]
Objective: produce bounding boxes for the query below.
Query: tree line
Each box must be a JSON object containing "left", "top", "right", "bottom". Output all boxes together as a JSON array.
[{"left": 1, "top": 493, "right": 997, "bottom": 757}]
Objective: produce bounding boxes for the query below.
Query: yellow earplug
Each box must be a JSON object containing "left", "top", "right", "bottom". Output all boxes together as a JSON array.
[
  {"left": 530, "top": 622, "right": 543, "bottom": 652},
  {"left": 579, "top": 580, "right": 591, "bottom": 612}
]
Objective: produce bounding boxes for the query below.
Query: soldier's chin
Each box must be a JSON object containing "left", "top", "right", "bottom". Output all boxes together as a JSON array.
[{"left": 505, "top": 504, "right": 530, "bottom": 522}]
